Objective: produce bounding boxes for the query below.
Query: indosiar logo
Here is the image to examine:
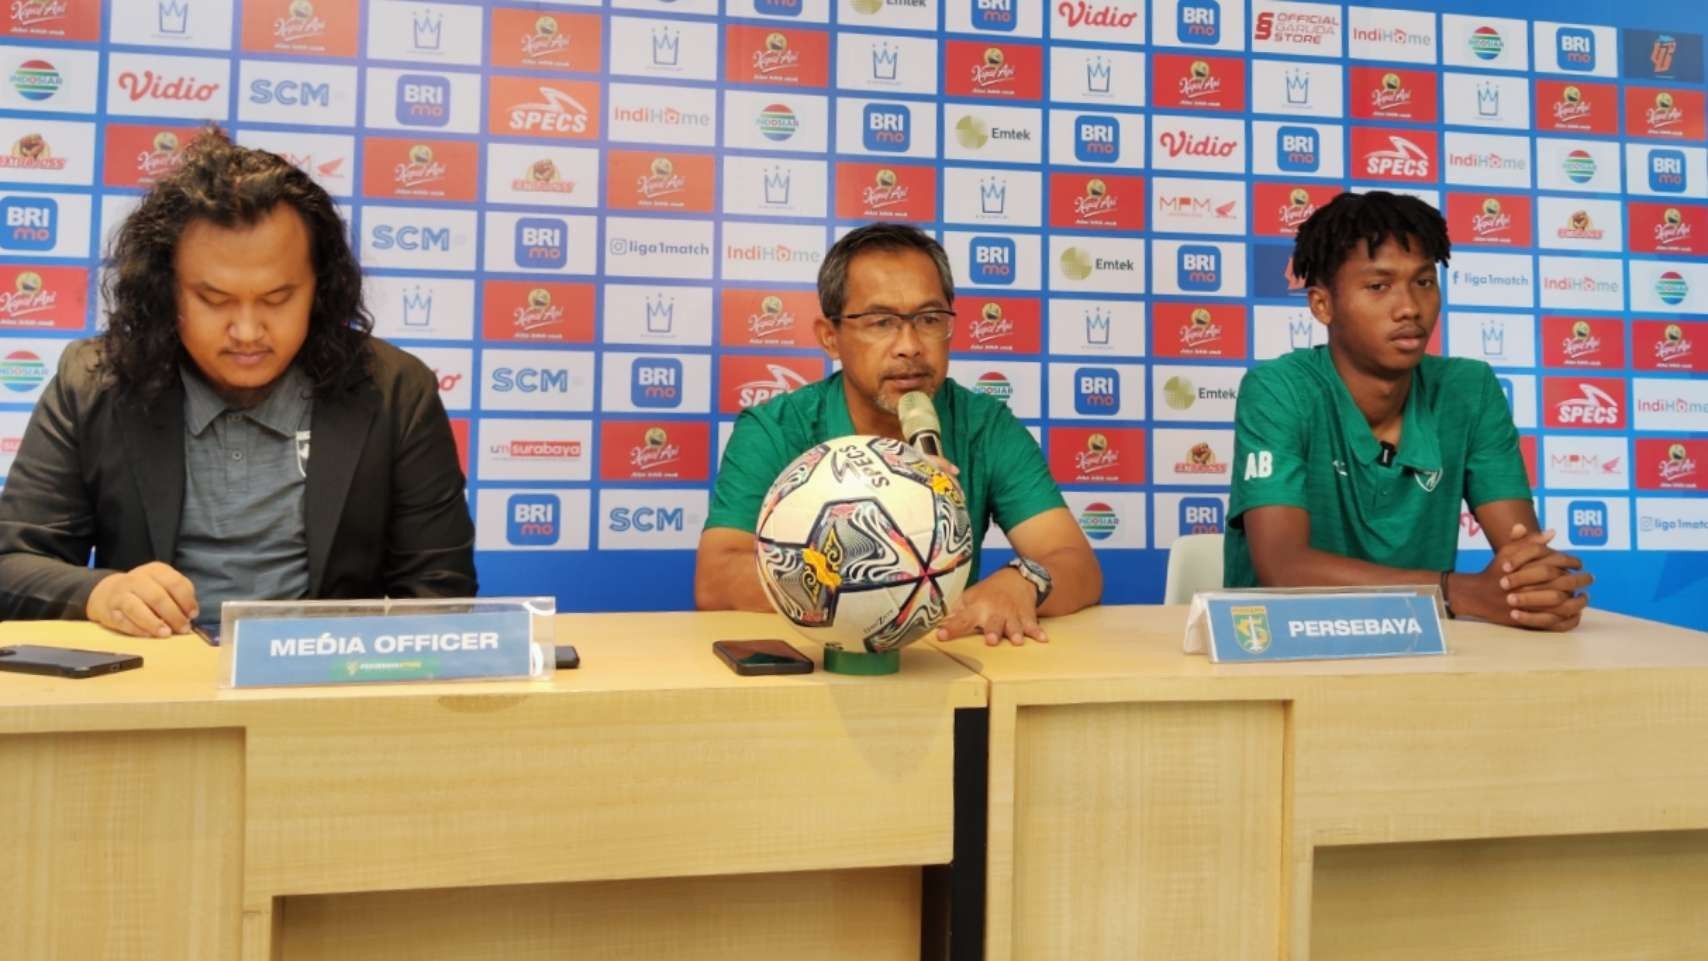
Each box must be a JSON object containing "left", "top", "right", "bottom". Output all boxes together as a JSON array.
[
  {"left": 1074, "top": 114, "right": 1120, "bottom": 163},
  {"left": 631, "top": 357, "right": 683, "bottom": 408},
  {"left": 514, "top": 217, "right": 568, "bottom": 269},
  {"left": 863, "top": 103, "right": 911, "bottom": 152},
  {"left": 1178, "top": 244, "right": 1223, "bottom": 292},
  {"left": 1178, "top": 0, "right": 1221, "bottom": 44},
  {"left": 1074, "top": 366, "right": 1120, "bottom": 415},
  {"left": 970, "top": 236, "right": 1016, "bottom": 285},
  {"left": 1568, "top": 499, "right": 1609, "bottom": 546},
  {"left": 1557, "top": 28, "right": 1596, "bottom": 72},
  {"left": 973, "top": 0, "right": 1018, "bottom": 32},
  {"left": 507, "top": 493, "right": 560, "bottom": 546},
  {"left": 1650, "top": 148, "right": 1687, "bottom": 193},
  {"left": 0, "top": 196, "right": 57, "bottom": 252},
  {"left": 396, "top": 74, "right": 451, "bottom": 127},
  {"left": 1277, "top": 126, "right": 1321, "bottom": 173},
  {"left": 1180, "top": 496, "right": 1225, "bottom": 534}
]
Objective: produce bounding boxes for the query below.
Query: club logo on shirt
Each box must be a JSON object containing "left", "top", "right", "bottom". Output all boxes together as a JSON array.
[{"left": 294, "top": 430, "right": 311, "bottom": 478}]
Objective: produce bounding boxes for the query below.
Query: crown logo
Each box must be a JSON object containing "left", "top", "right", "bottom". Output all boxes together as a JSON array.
[
  {"left": 1085, "top": 307, "right": 1111, "bottom": 345},
  {"left": 1476, "top": 81, "right": 1500, "bottom": 116},
  {"left": 979, "top": 177, "right": 1007, "bottom": 214},
  {"left": 763, "top": 166, "right": 792, "bottom": 205},
  {"left": 871, "top": 42, "right": 899, "bottom": 81},
  {"left": 1481, "top": 319, "right": 1505, "bottom": 355},
  {"left": 651, "top": 25, "right": 680, "bottom": 66},
  {"left": 157, "top": 0, "right": 189, "bottom": 34},
  {"left": 1085, "top": 55, "right": 1112, "bottom": 93},
  {"left": 401, "top": 286, "right": 433, "bottom": 327},
  {"left": 1283, "top": 69, "right": 1310, "bottom": 105},
  {"left": 412, "top": 10, "right": 442, "bottom": 50},
  {"left": 1288, "top": 317, "right": 1316, "bottom": 349},
  {"left": 645, "top": 293, "right": 675, "bottom": 333}
]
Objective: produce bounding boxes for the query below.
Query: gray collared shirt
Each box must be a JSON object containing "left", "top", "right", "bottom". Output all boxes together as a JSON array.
[{"left": 174, "top": 366, "right": 314, "bottom": 621}]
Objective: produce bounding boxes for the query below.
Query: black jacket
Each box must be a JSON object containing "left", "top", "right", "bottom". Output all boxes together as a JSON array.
[{"left": 0, "top": 337, "right": 476, "bottom": 619}]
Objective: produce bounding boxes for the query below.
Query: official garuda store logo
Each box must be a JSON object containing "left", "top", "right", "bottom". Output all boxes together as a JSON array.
[{"left": 1231, "top": 605, "right": 1271, "bottom": 653}]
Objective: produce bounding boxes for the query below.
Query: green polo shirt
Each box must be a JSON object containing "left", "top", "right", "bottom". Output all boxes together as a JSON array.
[
  {"left": 706, "top": 372, "right": 1065, "bottom": 581},
  {"left": 1224, "top": 347, "right": 1533, "bottom": 588}
]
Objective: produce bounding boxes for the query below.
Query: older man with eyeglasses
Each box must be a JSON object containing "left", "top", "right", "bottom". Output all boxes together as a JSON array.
[{"left": 694, "top": 223, "right": 1102, "bottom": 645}]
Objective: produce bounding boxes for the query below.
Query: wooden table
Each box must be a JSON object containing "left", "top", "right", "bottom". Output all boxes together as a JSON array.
[
  {"left": 931, "top": 606, "right": 1708, "bottom": 961},
  {"left": 1, "top": 613, "right": 985, "bottom": 961}
]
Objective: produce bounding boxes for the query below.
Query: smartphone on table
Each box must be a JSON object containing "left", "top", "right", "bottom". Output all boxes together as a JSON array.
[
  {"left": 0, "top": 645, "right": 143, "bottom": 679},
  {"left": 713, "top": 638, "right": 813, "bottom": 676}
]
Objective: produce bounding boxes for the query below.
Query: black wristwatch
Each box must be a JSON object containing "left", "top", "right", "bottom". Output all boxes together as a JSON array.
[{"left": 1006, "top": 556, "right": 1053, "bottom": 607}]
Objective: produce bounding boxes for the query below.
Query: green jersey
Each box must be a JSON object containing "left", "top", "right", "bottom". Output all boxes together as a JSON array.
[
  {"left": 1224, "top": 347, "right": 1533, "bottom": 588},
  {"left": 706, "top": 372, "right": 1065, "bottom": 580}
]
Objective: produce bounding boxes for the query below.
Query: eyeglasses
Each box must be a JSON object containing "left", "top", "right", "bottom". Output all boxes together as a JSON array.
[{"left": 835, "top": 308, "right": 956, "bottom": 341}]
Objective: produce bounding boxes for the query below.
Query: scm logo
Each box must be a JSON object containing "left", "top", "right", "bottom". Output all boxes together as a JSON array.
[
  {"left": 371, "top": 224, "right": 450, "bottom": 251},
  {"left": 609, "top": 505, "right": 685, "bottom": 532}
]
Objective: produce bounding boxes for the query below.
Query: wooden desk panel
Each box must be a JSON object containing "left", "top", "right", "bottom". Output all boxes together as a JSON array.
[
  {"left": 936, "top": 606, "right": 1708, "bottom": 961},
  {"left": 1, "top": 613, "right": 984, "bottom": 961}
]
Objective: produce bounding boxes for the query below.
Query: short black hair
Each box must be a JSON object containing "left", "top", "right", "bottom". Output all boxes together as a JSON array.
[
  {"left": 100, "top": 126, "right": 372, "bottom": 403},
  {"left": 816, "top": 223, "right": 955, "bottom": 321},
  {"left": 1291, "top": 190, "right": 1451, "bottom": 289}
]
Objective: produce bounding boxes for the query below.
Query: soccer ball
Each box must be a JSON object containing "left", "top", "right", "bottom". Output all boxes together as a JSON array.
[{"left": 756, "top": 435, "right": 973, "bottom": 653}]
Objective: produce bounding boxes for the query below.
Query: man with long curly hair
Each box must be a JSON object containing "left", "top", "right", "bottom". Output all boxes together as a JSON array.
[{"left": 0, "top": 130, "right": 476, "bottom": 635}]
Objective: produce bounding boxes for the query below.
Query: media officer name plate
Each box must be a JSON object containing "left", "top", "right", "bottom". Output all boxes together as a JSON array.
[
  {"left": 219, "top": 597, "right": 557, "bottom": 688},
  {"left": 1185, "top": 589, "right": 1447, "bottom": 663}
]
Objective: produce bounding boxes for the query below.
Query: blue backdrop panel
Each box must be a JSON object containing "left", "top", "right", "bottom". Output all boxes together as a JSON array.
[{"left": 0, "top": 0, "right": 1703, "bottom": 628}]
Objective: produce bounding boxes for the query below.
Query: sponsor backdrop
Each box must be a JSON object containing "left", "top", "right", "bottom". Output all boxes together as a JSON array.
[{"left": 0, "top": 0, "right": 1704, "bottom": 627}]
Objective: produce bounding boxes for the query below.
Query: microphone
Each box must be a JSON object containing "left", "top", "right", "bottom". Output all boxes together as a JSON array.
[{"left": 898, "top": 390, "right": 944, "bottom": 459}]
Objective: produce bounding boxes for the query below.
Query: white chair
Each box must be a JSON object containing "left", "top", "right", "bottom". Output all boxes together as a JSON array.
[{"left": 1163, "top": 533, "right": 1225, "bottom": 605}]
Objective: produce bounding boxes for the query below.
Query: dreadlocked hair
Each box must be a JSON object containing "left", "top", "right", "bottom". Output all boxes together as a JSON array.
[{"left": 1290, "top": 190, "right": 1451, "bottom": 289}]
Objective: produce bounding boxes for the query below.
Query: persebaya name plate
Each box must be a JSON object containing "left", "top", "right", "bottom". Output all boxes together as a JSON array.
[
  {"left": 1203, "top": 592, "right": 1447, "bottom": 663},
  {"left": 223, "top": 601, "right": 551, "bottom": 688}
]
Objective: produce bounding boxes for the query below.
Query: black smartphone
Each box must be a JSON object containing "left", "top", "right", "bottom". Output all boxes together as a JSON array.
[
  {"left": 713, "top": 638, "right": 813, "bottom": 676},
  {"left": 555, "top": 645, "right": 580, "bottom": 669},
  {"left": 0, "top": 645, "right": 143, "bottom": 679}
]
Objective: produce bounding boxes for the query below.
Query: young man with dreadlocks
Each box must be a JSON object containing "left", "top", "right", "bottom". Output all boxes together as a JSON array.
[
  {"left": 1224, "top": 191, "right": 1591, "bottom": 630},
  {"left": 0, "top": 130, "right": 475, "bottom": 635}
]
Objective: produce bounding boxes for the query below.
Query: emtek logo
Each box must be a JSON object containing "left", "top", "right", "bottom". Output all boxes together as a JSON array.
[
  {"left": 1178, "top": 0, "right": 1220, "bottom": 44},
  {"left": 609, "top": 505, "right": 686, "bottom": 533},
  {"left": 1074, "top": 115, "right": 1119, "bottom": 163},
  {"left": 1074, "top": 366, "right": 1120, "bottom": 415},
  {"left": 371, "top": 223, "right": 450, "bottom": 251},
  {"left": 863, "top": 103, "right": 910, "bottom": 152},
  {"left": 1180, "top": 497, "right": 1225, "bottom": 534},
  {"left": 507, "top": 493, "right": 560, "bottom": 546},
  {"left": 1650, "top": 149, "right": 1687, "bottom": 193},
  {"left": 1557, "top": 28, "right": 1596, "bottom": 71},
  {"left": 1277, "top": 126, "right": 1320, "bottom": 173},
  {"left": 515, "top": 217, "right": 567, "bottom": 269},
  {"left": 1178, "top": 245, "right": 1222, "bottom": 292},
  {"left": 1568, "top": 499, "right": 1609, "bottom": 545},
  {"left": 0, "top": 197, "right": 56, "bottom": 252},
  {"left": 396, "top": 74, "right": 450, "bottom": 127},
  {"left": 250, "top": 79, "right": 330, "bottom": 107},
  {"left": 970, "top": 236, "right": 1015, "bottom": 285},
  {"left": 973, "top": 0, "right": 1017, "bottom": 32},
  {"left": 631, "top": 357, "right": 683, "bottom": 408}
]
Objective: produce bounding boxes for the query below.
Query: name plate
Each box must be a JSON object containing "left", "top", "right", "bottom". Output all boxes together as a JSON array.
[
  {"left": 1204, "top": 592, "right": 1446, "bottom": 663},
  {"left": 228, "top": 610, "right": 537, "bottom": 687}
]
